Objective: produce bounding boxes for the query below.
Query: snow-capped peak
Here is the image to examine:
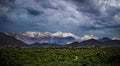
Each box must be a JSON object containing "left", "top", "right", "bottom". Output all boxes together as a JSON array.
[
  {"left": 21, "top": 31, "right": 79, "bottom": 39},
  {"left": 21, "top": 31, "right": 52, "bottom": 38},
  {"left": 22, "top": 32, "right": 39, "bottom": 37},
  {"left": 52, "top": 31, "right": 78, "bottom": 38},
  {"left": 7, "top": 32, "right": 80, "bottom": 44},
  {"left": 81, "top": 35, "right": 98, "bottom": 40}
]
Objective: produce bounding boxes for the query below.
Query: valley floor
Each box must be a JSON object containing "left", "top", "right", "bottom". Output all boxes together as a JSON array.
[{"left": 0, "top": 48, "right": 120, "bottom": 66}]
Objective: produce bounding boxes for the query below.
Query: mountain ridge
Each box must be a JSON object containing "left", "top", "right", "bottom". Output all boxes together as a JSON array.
[{"left": 0, "top": 32, "right": 120, "bottom": 48}]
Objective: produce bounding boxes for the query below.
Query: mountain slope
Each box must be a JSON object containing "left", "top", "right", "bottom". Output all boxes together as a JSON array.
[
  {"left": 79, "top": 39, "right": 104, "bottom": 47},
  {"left": 0, "top": 32, "right": 28, "bottom": 48}
]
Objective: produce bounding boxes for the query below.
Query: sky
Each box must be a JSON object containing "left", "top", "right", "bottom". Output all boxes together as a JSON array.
[{"left": 0, "top": 0, "right": 120, "bottom": 38}]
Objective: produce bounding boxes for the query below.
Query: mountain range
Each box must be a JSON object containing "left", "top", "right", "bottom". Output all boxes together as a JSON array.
[
  {"left": 0, "top": 32, "right": 120, "bottom": 48},
  {"left": 6, "top": 32, "right": 80, "bottom": 45}
]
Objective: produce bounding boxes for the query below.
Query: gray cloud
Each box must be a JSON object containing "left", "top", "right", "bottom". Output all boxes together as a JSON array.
[{"left": 0, "top": 0, "right": 120, "bottom": 38}]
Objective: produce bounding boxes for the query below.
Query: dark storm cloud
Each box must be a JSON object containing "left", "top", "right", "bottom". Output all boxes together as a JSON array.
[
  {"left": 0, "top": 15, "right": 9, "bottom": 22},
  {"left": 0, "top": 0, "right": 120, "bottom": 38},
  {"left": 0, "top": 0, "right": 16, "bottom": 19},
  {"left": 26, "top": 8, "right": 44, "bottom": 16},
  {"left": 0, "top": 14, "right": 14, "bottom": 32},
  {"left": 0, "top": 0, "right": 16, "bottom": 31},
  {"left": 0, "top": 0, "right": 15, "bottom": 7},
  {"left": 0, "top": 0, "right": 15, "bottom": 13}
]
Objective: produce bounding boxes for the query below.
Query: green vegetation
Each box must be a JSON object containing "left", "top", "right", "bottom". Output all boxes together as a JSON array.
[{"left": 0, "top": 48, "right": 120, "bottom": 66}]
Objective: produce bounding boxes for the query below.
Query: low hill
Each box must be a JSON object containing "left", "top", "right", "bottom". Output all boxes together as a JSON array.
[
  {"left": 103, "top": 40, "right": 120, "bottom": 47},
  {"left": 67, "top": 39, "right": 104, "bottom": 48},
  {"left": 30, "top": 43, "right": 64, "bottom": 48}
]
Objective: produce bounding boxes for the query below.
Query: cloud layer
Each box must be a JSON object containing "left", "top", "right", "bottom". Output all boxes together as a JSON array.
[{"left": 0, "top": 0, "right": 120, "bottom": 38}]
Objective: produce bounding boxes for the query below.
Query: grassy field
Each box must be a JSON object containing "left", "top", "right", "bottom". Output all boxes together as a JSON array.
[{"left": 0, "top": 48, "right": 120, "bottom": 66}]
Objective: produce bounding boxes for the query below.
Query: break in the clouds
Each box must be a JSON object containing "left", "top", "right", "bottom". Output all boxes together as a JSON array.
[{"left": 0, "top": 0, "right": 120, "bottom": 38}]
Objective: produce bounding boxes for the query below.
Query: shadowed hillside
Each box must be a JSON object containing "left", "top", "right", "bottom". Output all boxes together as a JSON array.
[{"left": 0, "top": 32, "right": 28, "bottom": 48}]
